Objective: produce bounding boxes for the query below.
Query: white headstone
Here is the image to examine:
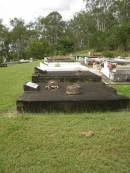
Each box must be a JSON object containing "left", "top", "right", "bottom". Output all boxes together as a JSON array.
[{"left": 26, "top": 82, "right": 39, "bottom": 89}]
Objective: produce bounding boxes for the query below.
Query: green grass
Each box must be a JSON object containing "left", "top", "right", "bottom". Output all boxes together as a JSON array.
[
  {"left": 0, "top": 61, "right": 39, "bottom": 113},
  {"left": 0, "top": 62, "right": 130, "bottom": 173},
  {"left": 113, "top": 85, "right": 130, "bottom": 98},
  {"left": 0, "top": 113, "right": 130, "bottom": 173}
]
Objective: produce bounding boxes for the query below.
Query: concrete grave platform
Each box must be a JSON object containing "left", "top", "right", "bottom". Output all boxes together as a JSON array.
[
  {"left": 45, "top": 57, "right": 74, "bottom": 62},
  {"left": 17, "top": 82, "right": 129, "bottom": 113},
  {"left": 0, "top": 63, "right": 7, "bottom": 67},
  {"left": 32, "top": 70, "right": 101, "bottom": 83}
]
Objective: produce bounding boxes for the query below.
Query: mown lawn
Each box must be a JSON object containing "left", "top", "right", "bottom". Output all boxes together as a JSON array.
[
  {"left": 0, "top": 61, "right": 39, "bottom": 113},
  {"left": 113, "top": 85, "right": 130, "bottom": 98},
  {"left": 0, "top": 62, "right": 130, "bottom": 173},
  {"left": 0, "top": 113, "right": 130, "bottom": 173}
]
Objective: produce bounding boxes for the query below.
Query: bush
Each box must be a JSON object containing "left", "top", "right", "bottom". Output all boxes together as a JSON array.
[
  {"left": 102, "top": 51, "right": 115, "bottom": 58},
  {"left": 26, "top": 41, "right": 51, "bottom": 59},
  {"left": 57, "top": 37, "right": 74, "bottom": 55}
]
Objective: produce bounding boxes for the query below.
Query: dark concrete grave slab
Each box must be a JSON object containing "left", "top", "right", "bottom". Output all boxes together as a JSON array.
[
  {"left": 17, "top": 82, "right": 129, "bottom": 113},
  {"left": 32, "top": 70, "right": 101, "bottom": 83},
  {"left": 0, "top": 63, "right": 7, "bottom": 67},
  {"left": 46, "top": 57, "right": 74, "bottom": 62}
]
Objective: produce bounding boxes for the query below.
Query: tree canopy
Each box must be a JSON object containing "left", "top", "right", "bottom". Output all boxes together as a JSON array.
[{"left": 0, "top": 0, "right": 130, "bottom": 63}]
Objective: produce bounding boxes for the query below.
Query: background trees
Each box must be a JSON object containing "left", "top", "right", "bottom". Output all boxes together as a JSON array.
[
  {"left": 0, "top": 20, "right": 8, "bottom": 63},
  {"left": 0, "top": 0, "right": 130, "bottom": 62},
  {"left": 39, "top": 12, "right": 65, "bottom": 54},
  {"left": 82, "top": 0, "right": 130, "bottom": 51},
  {"left": 26, "top": 41, "right": 51, "bottom": 59}
]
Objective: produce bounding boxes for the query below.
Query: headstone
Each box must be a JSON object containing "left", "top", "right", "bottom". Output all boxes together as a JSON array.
[{"left": 24, "top": 82, "right": 40, "bottom": 91}]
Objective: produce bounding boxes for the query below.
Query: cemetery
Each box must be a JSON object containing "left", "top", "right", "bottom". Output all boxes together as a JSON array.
[
  {"left": 76, "top": 55, "right": 130, "bottom": 83},
  {"left": 16, "top": 58, "right": 129, "bottom": 113},
  {"left": 0, "top": 1, "right": 130, "bottom": 172},
  {"left": 101, "top": 61, "right": 130, "bottom": 82},
  {"left": 32, "top": 61, "right": 101, "bottom": 82}
]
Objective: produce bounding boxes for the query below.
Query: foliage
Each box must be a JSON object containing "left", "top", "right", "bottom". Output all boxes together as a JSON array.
[
  {"left": 57, "top": 36, "right": 74, "bottom": 55},
  {"left": 26, "top": 41, "right": 51, "bottom": 59},
  {"left": 39, "top": 11, "right": 65, "bottom": 54},
  {"left": 0, "top": 1, "right": 130, "bottom": 60},
  {"left": 9, "top": 18, "right": 29, "bottom": 60},
  {"left": 102, "top": 51, "right": 115, "bottom": 58}
]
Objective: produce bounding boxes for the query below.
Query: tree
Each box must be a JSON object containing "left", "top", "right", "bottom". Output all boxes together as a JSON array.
[
  {"left": 26, "top": 41, "right": 51, "bottom": 59},
  {"left": 113, "top": 0, "right": 130, "bottom": 23},
  {"left": 84, "top": 0, "right": 116, "bottom": 31},
  {"left": 0, "top": 1, "right": 130, "bottom": 60},
  {"left": 39, "top": 11, "right": 65, "bottom": 53},
  {"left": 68, "top": 11, "right": 96, "bottom": 50},
  {"left": 9, "top": 18, "right": 29, "bottom": 60},
  {"left": 114, "top": 23, "right": 130, "bottom": 51},
  {"left": 0, "top": 20, "right": 8, "bottom": 63},
  {"left": 57, "top": 36, "right": 74, "bottom": 55}
]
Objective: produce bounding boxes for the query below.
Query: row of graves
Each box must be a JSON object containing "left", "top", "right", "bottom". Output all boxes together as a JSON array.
[
  {"left": 16, "top": 57, "right": 129, "bottom": 113},
  {"left": 101, "top": 59, "right": 130, "bottom": 83},
  {"left": 76, "top": 55, "right": 130, "bottom": 83}
]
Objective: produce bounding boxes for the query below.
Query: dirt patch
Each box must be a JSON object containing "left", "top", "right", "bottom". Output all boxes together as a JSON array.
[
  {"left": 81, "top": 131, "right": 95, "bottom": 138},
  {"left": 4, "top": 111, "right": 18, "bottom": 118},
  {"left": 110, "top": 148, "right": 121, "bottom": 156}
]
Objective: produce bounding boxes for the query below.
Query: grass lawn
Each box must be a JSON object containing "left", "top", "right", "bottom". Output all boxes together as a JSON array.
[
  {"left": 113, "top": 85, "right": 130, "bottom": 98},
  {"left": 0, "top": 62, "right": 130, "bottom": 173},
  {"left": 0, "top": 61, "right": 39, "bottom": 113}
]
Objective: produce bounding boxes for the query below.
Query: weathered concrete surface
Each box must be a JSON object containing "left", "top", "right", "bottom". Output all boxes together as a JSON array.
[{"left": 17, "top": 82, "right": 129, "bottom": 113}]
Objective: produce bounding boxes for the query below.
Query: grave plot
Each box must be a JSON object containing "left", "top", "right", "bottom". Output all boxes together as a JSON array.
[
  {"left": 0, "top": 63, "right": 7, "bottom": 67},
  {"left": 17, "top": 60, "right": 129, "bottom": 113},
  {"left": 32, "top": 62, "right": 101, "bottom": 83},
  {"left": 101, "top": 61, "right": 130, "bottom": 83},
  {"left": 32, "top": 70, "right": 101, "bottom": 83},
  {"left": 44, "top": 57, "right": 74, "bottom": 62},
  {"left": 17, "top": 82, "right": 129, "bottom": 113}
]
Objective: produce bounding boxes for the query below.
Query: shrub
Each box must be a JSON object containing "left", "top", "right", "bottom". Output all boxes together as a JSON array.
[{"left": 102, "top": 51, "right": 114, "bottom": 58}]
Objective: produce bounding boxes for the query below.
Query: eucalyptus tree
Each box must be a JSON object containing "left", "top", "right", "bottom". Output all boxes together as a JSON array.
[
  {"left": 0, "top": 20, "right": 9, "bottom": 63},
  {"left": 83, "top": 0, "right": 115, "bottom": 31},
  {"left": 9, "top": 18, "right": 29, "bottom": 60},
  {"left": 39, "top": 11, "right": 65, "bottom": 54},
  {"left": 68, "top": 11, "right": 96, "bottom": 50},
  {"left": 113, "top": 0, "right": 130, "bottom": 23}
]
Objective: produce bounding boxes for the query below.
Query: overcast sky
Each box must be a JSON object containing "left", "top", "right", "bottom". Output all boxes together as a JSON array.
[{"left": 0, "top": 0, "right": 86, "bottom": 26}]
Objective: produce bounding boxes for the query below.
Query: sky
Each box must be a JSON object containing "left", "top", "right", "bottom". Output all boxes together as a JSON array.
[{"left": 0, "top": 0, "right": 86, "bottom": 26}]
